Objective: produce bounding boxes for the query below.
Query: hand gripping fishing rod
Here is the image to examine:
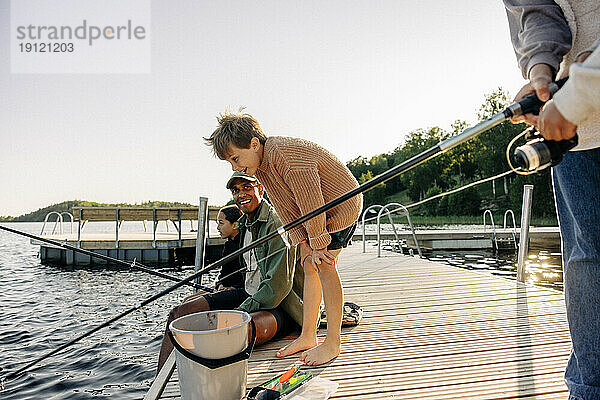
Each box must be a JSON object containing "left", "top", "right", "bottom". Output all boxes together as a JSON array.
[
  {"left": 0, "top": 79, "right": 568, "bottom": 389},
  {"left": 0, "top": 225, "right": 213, "bottom": 292}
]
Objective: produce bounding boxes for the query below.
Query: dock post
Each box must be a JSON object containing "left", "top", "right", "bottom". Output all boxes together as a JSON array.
[
  {"left": 362, "top": 217, "right": 366, "bottom": 253},
  {"left": 152, "top": 209, "right": 157, "bottom": 248},
  {"left": 194, "top": 197, "right": 209, "bottom": 289},
  {"left": 115, "top": 208, "right": 120, "bottom": 249},
  {"left": 361, "top": 206, "right": 382, "bottom": 253},
  {"left": 517, "top": 185, "right": 534, "bottom": 282},
  {"left": 77, "top": 208, "right": 82, "bottom": 248},
  {"left": 178, "top": 209, "right": 182, "bottom": 247}
]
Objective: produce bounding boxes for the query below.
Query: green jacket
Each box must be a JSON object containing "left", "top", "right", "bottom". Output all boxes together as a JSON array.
[{"left": 238, "top": 201, "right": 304, "bottom": 326}]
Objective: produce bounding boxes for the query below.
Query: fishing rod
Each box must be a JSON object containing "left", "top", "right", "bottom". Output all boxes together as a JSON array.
[
  {"left": 213, "top": 245, "right": 287, "bottom": 288},
  {"left": 0, "top": 224, "right": 286, "bottom": 387},
  {"left": 0, "top": 225, "right": 213, "bottom": 292},
  {"left": 0, "top": 79, "right": 570, "bottom": 389}
]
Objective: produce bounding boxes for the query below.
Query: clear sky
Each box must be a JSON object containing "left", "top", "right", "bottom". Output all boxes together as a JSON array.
[{"left": 0, "top": 0, "right": 527, "bottom": 217}]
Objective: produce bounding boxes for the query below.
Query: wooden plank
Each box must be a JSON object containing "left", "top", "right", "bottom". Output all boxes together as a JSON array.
[
  {"left": 144, "top": 351, "right": 175, "bottom": 400},
  {"left": 72, "top": 206, "right": 220, "bottom": 221},
  {"left": 154, "top": 243, "right": 571, "bottom": 399}
]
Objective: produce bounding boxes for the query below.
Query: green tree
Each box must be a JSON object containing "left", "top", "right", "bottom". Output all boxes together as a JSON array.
[
  {"left": 437, "top": 195, "right": 449, "bottom": 216},
  {"left": 423, "top": 185, "right": 442, "bottom": 216},
  {"left": 399, "top": 127, "right": 451, "bottom": 201},
  {"left": 359, "top": 170, "right": 386, "bottom": 208},
  {"left": 509, "top": 171, "right": 556, "bottom": 219},
  {"left": 472, "top": 88, "right": 526, "bottom": 201},
  {"left": 368, "top": 154, "right": 389, "bottom": 176},
  {"left": 446, "top": 120, "right": 478, "bottom": 184},
  {"left": 347, "top": 156, "right": 370, "bottom": 179},
  {"left": 447, "top": 187, "right": 482, "bottom": 216},
  {"left": 342, "top": 85, "right": 559, "bottom": 221}
]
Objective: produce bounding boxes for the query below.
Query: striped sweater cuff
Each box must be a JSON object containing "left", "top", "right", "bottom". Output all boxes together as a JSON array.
[
  {"left": 288, "top": 226, "right": 308, "bottom": 246},
  {"left": 309, "top": 231, "right": 331, "bottom": 250}
]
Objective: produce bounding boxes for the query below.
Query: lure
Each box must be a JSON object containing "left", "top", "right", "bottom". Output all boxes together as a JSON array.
[
  {"left": 248, "top": 366, "right": 313, "bottom": 399},
  {"left": 269, "top": 365, "right": 298, "bottom": 391}
]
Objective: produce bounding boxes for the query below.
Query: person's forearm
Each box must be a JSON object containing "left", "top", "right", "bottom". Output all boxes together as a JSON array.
[{"left": 503, "top": 0, "right": 572, "bottom": 78}]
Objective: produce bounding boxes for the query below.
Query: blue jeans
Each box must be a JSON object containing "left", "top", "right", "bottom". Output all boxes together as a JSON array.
[{"left": 552, "top": 148, "right": 600, "bottom": 400}]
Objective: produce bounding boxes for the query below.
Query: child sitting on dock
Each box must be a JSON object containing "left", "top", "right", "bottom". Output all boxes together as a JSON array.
[
  {"left": 215, "top": 205, "right": 245, "bottom": 290},
  {"left": 206, "top": 111, "right": 362, "bottom": 365},
  {"left": 156, "top": 172, "right": 303, "bottom": 373}
]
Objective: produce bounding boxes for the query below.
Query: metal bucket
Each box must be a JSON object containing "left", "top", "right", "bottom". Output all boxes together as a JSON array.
[{"left": 168, "top": 310, "right": 255, "bottom": 400}]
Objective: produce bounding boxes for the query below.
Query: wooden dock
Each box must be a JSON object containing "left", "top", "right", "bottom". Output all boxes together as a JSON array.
[
  {"left": 356, "top": 226, "right": 561, "bottom": 250},
  {"left": 151, "top": 242, "right": 571, "bottom": 399},
  {"left": 35, "top": 206, "right": 225, "bottom": 265}
]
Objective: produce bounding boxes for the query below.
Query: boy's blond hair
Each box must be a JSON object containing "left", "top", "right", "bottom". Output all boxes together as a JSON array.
[{"left": 205, "top": 111, "right": 267, "bottom": 159}]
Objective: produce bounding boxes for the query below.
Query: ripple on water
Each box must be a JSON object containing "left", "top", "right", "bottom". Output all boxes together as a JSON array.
[
  {"left": 423, "top": 247, "right": 563, "bottom": 290},
  {"left": 0, "top": 222, "right": 193, "bottom": 399}
]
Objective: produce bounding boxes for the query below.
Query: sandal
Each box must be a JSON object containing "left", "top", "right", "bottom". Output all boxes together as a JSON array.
[{"left": 319, "top": 301, "right": 363, "bottom": 327}]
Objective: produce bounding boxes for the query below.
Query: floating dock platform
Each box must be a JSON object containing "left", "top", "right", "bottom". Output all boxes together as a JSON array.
[
  {"left": 35, "top": 206, "right": 224, "bottom": 265},
  {"left": 362, "top": 226, "right": 561, "bottom": 250},
  {"left": 148, "top": 242, "right": 571, "bottom": 399}
]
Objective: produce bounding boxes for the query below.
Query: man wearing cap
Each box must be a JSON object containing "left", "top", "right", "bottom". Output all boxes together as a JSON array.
[{"left": 156, "top": 172, "right": 303, "bottom": 373}]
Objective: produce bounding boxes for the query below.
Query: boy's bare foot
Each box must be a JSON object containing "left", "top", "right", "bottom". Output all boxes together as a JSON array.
[
  {"left": 276, "top": 335, "right": 317, "bottom": 358},
  {"left": 300, "top": 340, "right": 340, "bottom": 366}
]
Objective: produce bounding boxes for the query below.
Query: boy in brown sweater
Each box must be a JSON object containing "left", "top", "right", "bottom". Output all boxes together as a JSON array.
[{"left": 205, "top": 112, "right": 362, "bottom": 365}]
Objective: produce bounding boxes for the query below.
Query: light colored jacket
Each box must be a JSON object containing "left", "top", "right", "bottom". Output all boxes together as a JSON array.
[
  {"left": 553, "top": 36, "right": 600, "bottom": 127},
  {"left": 237, "top": 201, "right": 304, "bottom": 326}
]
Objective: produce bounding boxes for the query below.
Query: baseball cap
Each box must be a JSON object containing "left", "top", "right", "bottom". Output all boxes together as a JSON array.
[{"left": 226, "top": 171, "right": 258, "bottom": 189}]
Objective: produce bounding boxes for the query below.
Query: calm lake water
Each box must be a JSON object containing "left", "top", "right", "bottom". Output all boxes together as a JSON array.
[
  {"left": 374, "top": 223, "right": 564, "bottom": 291},
  {"left": 0, "top": 222, "right": 563, "bottom": 399},
  {"left": 0, "top": 222, "right": 204, "bottom": 400},
  {"left": 425, "top": 248, "right": 563, "bottom": 290}
]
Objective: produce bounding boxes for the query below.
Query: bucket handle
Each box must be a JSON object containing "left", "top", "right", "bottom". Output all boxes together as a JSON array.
[{"left": 168, "top": 319, "right": 256, "bottom": 370}]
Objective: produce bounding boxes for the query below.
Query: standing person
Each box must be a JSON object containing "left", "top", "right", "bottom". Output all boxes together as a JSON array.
[
  {"left": 155, "top": 172, "right": 302, "bottom": 373},
  {"left": 205, "top": 112, "right": 362, "bottom": 366},
  {"left": 503, "top": 2, "right": 600, "bottom": 399},
  {"left": 215, "top": 205, "right": 245, "bottom": 290}
]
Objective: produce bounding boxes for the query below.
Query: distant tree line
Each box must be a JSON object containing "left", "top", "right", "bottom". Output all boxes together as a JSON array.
[
  {"left": 1, "top": 200, "right": 196, "bottom": 222},
  {"left": 347, "top": 88, "right": 557, "bottom": 220}
]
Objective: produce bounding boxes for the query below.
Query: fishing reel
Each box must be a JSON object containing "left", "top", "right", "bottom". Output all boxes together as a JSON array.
[
  {"left": 504, "top": 76, "right": 577, "bottom": 173},
  {"left": 512, "top": 126, "right": 578, "bottom": 173}
]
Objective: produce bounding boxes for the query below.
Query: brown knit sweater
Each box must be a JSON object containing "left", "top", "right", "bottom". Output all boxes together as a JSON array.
[{"left": 256, "top": 136, "right": 363, "bottom": 250}]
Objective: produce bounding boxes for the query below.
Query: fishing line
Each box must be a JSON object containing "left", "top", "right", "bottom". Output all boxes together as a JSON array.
[
  {"left": 212, "top": 246, "right": 287, "bottom": 288},
  {"left": 0, "top": 225, "right": 289, "bottom": 387},
  {"left": 506, "top": 128, "right": 535, "bottom": 175},
  {"left": 360, "top": 168, "right": 521, "bottom": 227},
  {"left": 406, "top": 169, "right": 519, "bottom": 209},
  {"left": 0, "top": 79, "right": 569, "bottom": 389}
]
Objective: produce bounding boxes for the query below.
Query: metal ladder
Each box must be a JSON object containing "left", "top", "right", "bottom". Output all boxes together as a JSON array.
[
  {"left": 41, "top": 212, "right": 74, "bottom": 235},
  {"left": 483, "top": 209, "right": 517, "bottom": 252},
  {"left": 377, "top": 203, "right": 421, "bottom": 258},
  {"left": 483, "top": 210, "right": 498, "bottom": 251},
  {"left": 502, "top": 210, "right": 518, "bottom": 250},
  {"left": 361, "top": 204, "right": 401, "bottom": 253}
]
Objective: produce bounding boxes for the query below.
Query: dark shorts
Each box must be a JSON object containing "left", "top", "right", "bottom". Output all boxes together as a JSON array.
[
  {"left": 327, "top": 221, "right": 357, "bottom": 251},
  {"left": 204, "top": 288, "right": 298, "bottom": 338},
  {"left": 204, "top": 287, "right": 250, "bottom": 310}
]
